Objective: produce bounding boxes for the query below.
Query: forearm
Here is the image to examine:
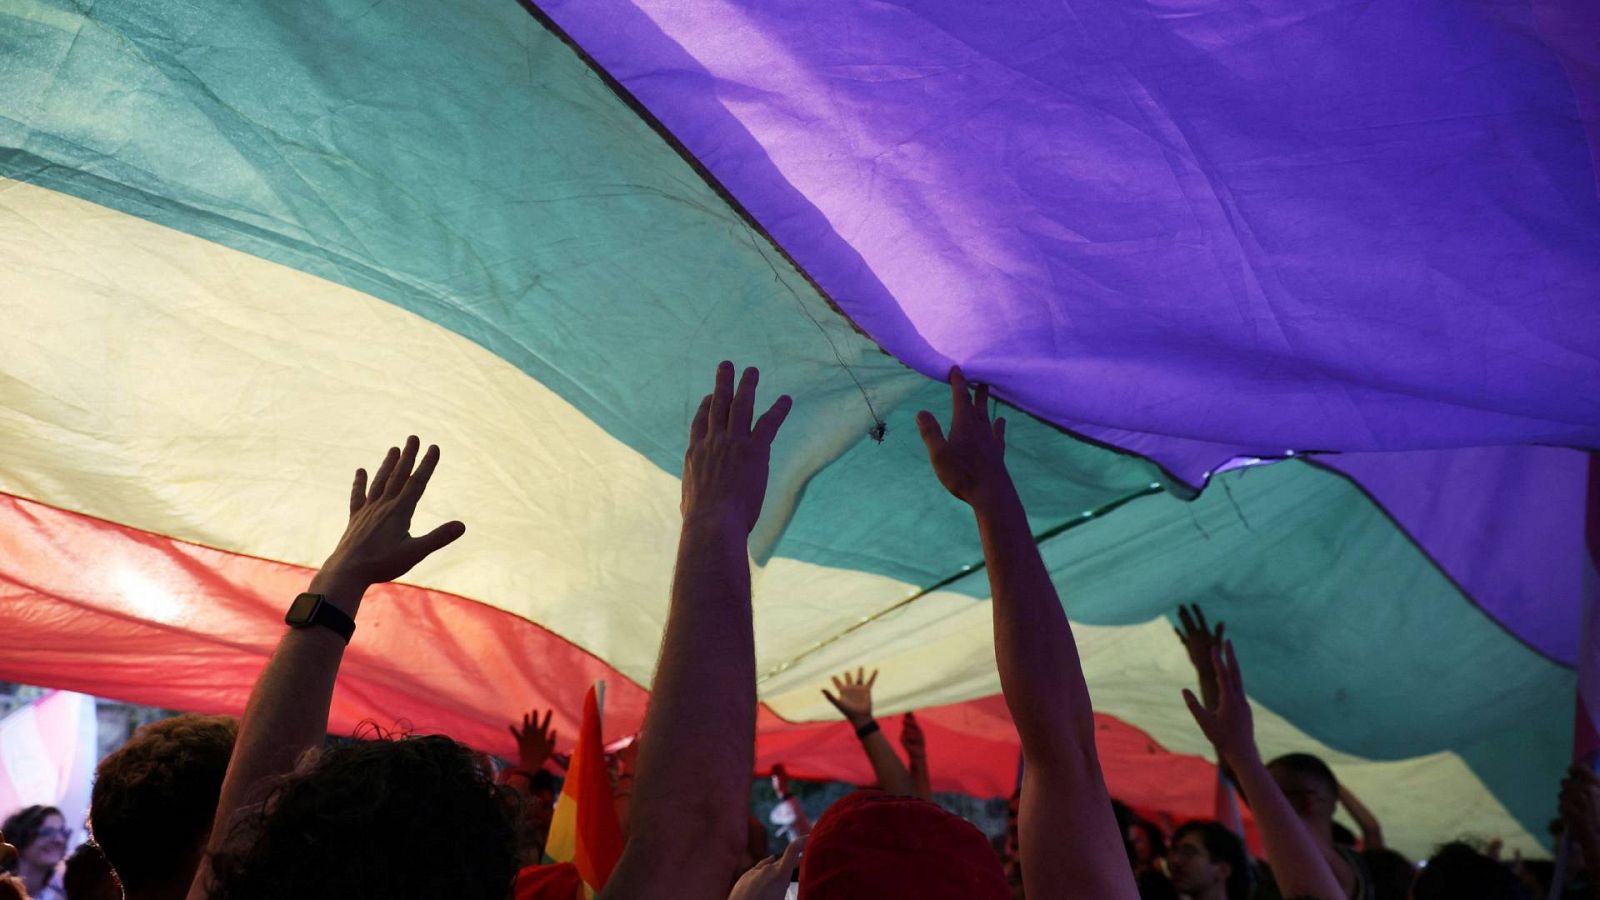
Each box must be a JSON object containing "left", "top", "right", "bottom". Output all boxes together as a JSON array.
[
  {"left": 608, "top": 518, "right": 754, "bottom": 896},
  {"left": 909, "top": 753, "right": 933, "bottom": 801},
  {"left": 190, "top": 573, "right": 361, "bottom": 899},
  {"left": 1337, "top": 785, "right": 1383, "bottom": 850},
  {"left": 1229, "top": 753, "right": 1344, "bottom": 900},
  {"left": 976, "top": 485, "right": 1135, "bottom": 899},
  {"left": 857, "top": 730, "right": 918, "bottom": 797},
  {"left": 976, "top": 485, "right": 1096, "bottom": 767}
]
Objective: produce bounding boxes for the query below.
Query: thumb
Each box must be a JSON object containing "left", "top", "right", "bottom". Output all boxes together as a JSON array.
[
  {"left": 916, "top": 411, "right": 947, "bottom": 455},
  {"left": 822, "top": 689, "right": 846, "bottom": 715},
  {"left": 404, "top": 520, "right": 467, "bottom": 567},
  {"left": 778, "top": 833, "right": 808, "bottom": 878},
  {"left": 1181, "top": 689, "right": 1210, "bottom": 731}
]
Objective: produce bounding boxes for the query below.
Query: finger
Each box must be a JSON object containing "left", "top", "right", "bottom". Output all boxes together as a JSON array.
[
  {"left": 1194, "top": 605, "right": 1209, "bottom": 633},
  {"left": 508, "top": 725, "right": 520, "bottom": 741},
  {"left": 709, "top": 361, "right": 735, "bottom": 432},
  {"left": 397, "top": 444, "right": 442, "bottom": 511},
  {"left": 1181, "top": 689, "right": 1208, "bottom": 727},
  {"left": 384, "top": 435, "right": 421, "bottom": 500},
  {"left": 402, "top": 520, "right": 467, "bottom": 569},
  {"left": 866, "top": 669, "right": 878, "bottom": 690},
  {"left": 690, "top": 393, "right": 713, "bottom": 443},
  {"left": 974, "top": 381, "right": 992, "bottom": 422},
  {"left": 993, "top": 416, "right": 1006, "bottom": 450},
  {"left": 822, "top": 689, "right": 844, "bottom": 713},
  {"left": 524, "top": 712, "right": 533, "bottom": 731},
  {"left": 731, "top": 366, "right": 759, "bottom": 432},
  {"left": 831, "top": 675, "right": 845, "bottom": 692},
  {"left": 915, "top": 411, "right": 947, "bottom": 457},
  {"left": 1178, "top": 605, "right": 1195, "bottom": 635},
  {"left": 949, "top": 366, "right": 971, "bottom": 420},
  {"left": 367, "top": 446, "right": 401, "bottom": 501},
  {"left": 1224, "top": 640, "right": 1243, "bottom": 694},
  {"left": 1215, "top": 621, "right": 1226, "bottom": 643},
  {"left": 350, "top": 469, "right": 368, "bottom": 517},
  {"left": 541, "top": 709, "right": 552, "bottom": 733},
  {"left": 1209, "top": 645, "right": 1228, "bottom": 698},
  {"left": 777, "top": 833, "right": 808, "bottom": 879},
  {"left": 857, "top": 666, "right": 866, "bottom": 686},
  {"left": 752, "top": 394, "right": 793, "bottom": 446}
]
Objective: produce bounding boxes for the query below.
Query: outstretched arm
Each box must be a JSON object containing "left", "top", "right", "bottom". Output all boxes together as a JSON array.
[
  {"left": 917, "top": 367, "right": 1136, "bottom": 900},
  {"left": 1184, "top": 643, "right": 1344, "bottom": 900},
  {"left": 604, "top": 362, "right": 791, "bottom": 900},
  {"left": 821, "top": 668, "right": 918, "bottom": 798},
  {"left": 189, "top": 437, "right": 465, "bottom": 900}
]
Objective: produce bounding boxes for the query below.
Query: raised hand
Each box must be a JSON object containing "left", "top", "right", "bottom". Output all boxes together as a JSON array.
[
  {"left": 509, "top": 708, "right": 558, "bottom": 772},
  {"left": 317, "top": 436, "right": 465, "bottom": 596},
  {"left": 727, "top": 835, "right": 806, "bottom": 900},
  {"left": 822, "top": 668, "right": 878, "bottom": 727},
  {"left": 1182, "top": 641, "right": 1259, "bottom": 767},
  {"left": 1176, "top": 603, "right": 1226, "bottom": 707},
  {"left": 682, "top": 361, "right": 792, "bottom": 533},
  {"left": 916, "top": 366, "right": 1011, "bottom": 508},
  {"left": 900, "top": 711, "right": 926, "bottom": 760}
]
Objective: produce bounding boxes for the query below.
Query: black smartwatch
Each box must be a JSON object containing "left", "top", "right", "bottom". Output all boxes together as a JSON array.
[{"left": 284, "top": 592, "right": 356, "bottom": 644}]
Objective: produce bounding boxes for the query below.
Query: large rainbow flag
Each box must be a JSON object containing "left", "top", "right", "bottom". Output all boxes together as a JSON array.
[{"left": 2, "top": 0, "right": 1596, "bottom": 859}]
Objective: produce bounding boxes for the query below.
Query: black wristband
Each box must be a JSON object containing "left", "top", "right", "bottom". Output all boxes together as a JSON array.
[
  {"left": 284, "top": 592, "right": 356, "bottom": 644},
  {"left": 854, "top": 719, "right": 881, "bottom": 740}
]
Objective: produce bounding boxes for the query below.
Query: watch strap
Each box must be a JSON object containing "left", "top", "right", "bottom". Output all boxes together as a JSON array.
[{"left": 285, "top": 593, "right": 356, "bottom": 644}]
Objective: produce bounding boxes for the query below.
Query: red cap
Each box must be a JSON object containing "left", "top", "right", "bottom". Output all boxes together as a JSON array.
[{"left": 799, "top": 789, "right": 1009, "bottom": 899}]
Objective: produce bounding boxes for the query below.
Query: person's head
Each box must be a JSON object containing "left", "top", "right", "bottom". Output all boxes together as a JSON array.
[
  {"left": 1267, "top": 753, "right": 1339, "bottom": 824},
  {"left": 1167, "top": 821, "right": 1249, "bottom": 900},
  {"left": 208, "top": 733, "right": 517, "bottom": 900},
  {"left": 1411, "top": 842, "right": 1530, "bottom": 900},
  {"left": 1126, "top": 818, "right": 1166, "bottom": 866},
  {"left": 1, "top": 805, "right": 69, "bottom": 873},
  {"left": 63, "top": 841, "right": 123, "bottom": 900},
  {"left": 499, "top": 766, "right": 557, "bottom": 863},
  {"left": 90, "top": 713, "right": 237, "bottom": 898},
  {"left": 799, "top": 789, "right": 1009, "bottom": 899},
  {"left": 1360, "top": 847, "right": 1413, "bottom": 900}
]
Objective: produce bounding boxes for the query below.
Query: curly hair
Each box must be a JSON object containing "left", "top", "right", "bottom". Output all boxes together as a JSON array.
[
  {"left": 1, "top": 805, "right": 64, "bottom": 855},
  {"left": 207, "top": 734, "right": 518, "bottom": 900},
  {"left": 63, "top": 842, "right": 123, "bottom": 900},
  {"left": 91, "top": 713, "right": 238, "bottom": 894}
]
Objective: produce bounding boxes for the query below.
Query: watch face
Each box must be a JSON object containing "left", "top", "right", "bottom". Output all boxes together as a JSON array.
[{"left": 285, "top": 593, "right": 321, "bottom": 625}]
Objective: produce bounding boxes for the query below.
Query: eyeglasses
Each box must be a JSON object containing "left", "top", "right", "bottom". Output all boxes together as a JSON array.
[{"left": 35, "top": 826, "right": 73, "bottom": 841}]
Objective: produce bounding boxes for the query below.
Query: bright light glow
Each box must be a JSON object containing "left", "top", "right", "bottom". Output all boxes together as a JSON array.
[{"left": 114, "top": 566, "right": 182, "bottom": 622}]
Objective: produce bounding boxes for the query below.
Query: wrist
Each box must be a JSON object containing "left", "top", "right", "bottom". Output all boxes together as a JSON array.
[
  {"left": 1219, "top": 744, "right": 1263, "bottom": 773},
  {"left": 308, "top": 567, "right": 369, "bottom": 616},
  {"left": 970, "top": 481, "right": 1024, "bottom": 521},
  {"left": 853, "top": 719, "right": 881, "bottom": 740},
  {"left": 680, "top": 505, "right": 751, "bottom": 538}
]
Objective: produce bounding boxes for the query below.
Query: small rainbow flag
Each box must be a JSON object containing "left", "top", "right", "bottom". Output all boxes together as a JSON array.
[{"left": 544, "top": 683, "right": 623, "bottom": 894}]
